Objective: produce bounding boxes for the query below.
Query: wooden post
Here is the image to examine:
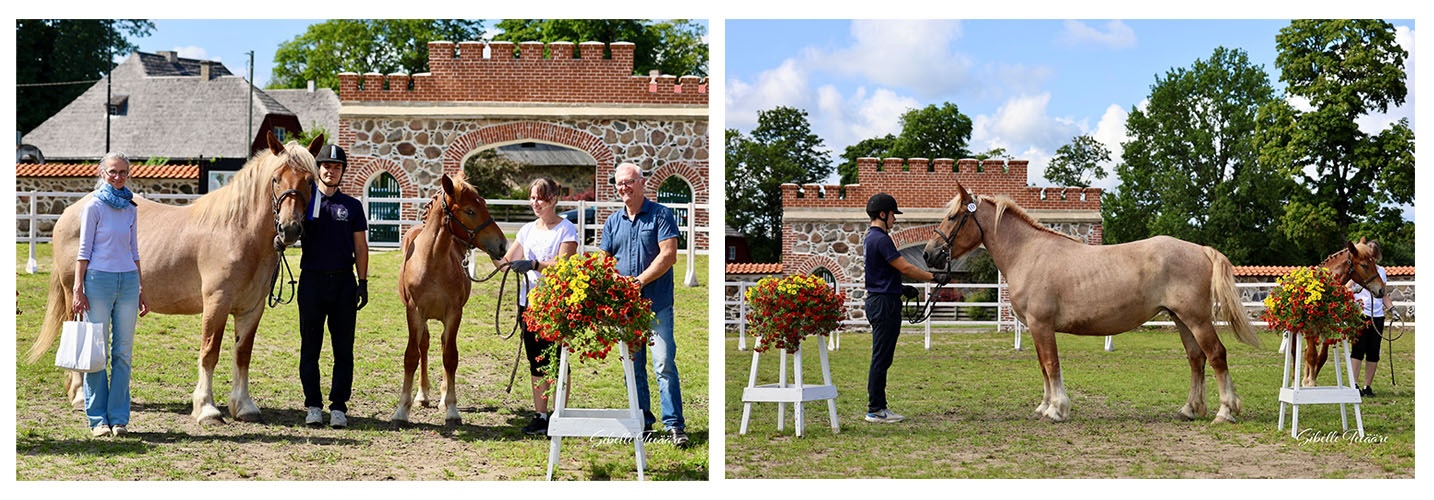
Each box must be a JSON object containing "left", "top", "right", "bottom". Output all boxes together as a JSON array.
[
  {"left": 739, "top": 339, "right": 840, "bottom": 437},
  {"left": 546, "top": 341, "right": 647, "bottom": 480}
]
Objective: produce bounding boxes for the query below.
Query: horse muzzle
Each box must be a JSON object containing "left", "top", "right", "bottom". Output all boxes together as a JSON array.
[
  {"left": 276, "top": 222, "right": 304, "bottom": 248},
  {"left": 924, "top": 248, "right": 949, "bottom": 270}
]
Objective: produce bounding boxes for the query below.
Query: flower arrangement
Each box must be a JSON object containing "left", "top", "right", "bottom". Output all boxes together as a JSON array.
[
  {"left": 1261, "top": 266, "right": 1367, "bottom": 344},
  {"left": 523, "top": 252, "right": 655, "bottom": 390},
  {"left": 744, "top": 274, "right": 846, "bottom": 353}
]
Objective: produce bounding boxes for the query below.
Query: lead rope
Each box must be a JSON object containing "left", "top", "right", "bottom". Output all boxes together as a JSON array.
[{"left": 268, "top": 247, "right": 297, "bottom": 308}]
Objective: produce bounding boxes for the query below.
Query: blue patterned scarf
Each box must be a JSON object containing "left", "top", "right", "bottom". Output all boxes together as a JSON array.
[{"left": 95, "top": 184, "right": 134, "bottom": 209}]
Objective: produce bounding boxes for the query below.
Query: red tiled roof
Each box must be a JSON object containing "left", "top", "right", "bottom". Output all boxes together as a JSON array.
[
  {"left": 726, "top": 263, "right": 783, "bottom": 275},
  {"left": 1233, "top": 265, "right": 1414, "bottom": 278},
  {"left": 16, "top": 163, "right": 200, "bottom": 179}
]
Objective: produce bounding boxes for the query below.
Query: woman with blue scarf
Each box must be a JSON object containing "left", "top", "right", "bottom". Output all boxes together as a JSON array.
[{"left": 73, "top": 152, "right": 150, "bottom": 438}]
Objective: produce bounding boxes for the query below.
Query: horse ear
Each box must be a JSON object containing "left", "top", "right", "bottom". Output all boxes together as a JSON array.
[
  {"left": 306, "top": 133, "right": 325, "bottom": 158},
  {"left": 956, "top": 182, "right": 972, "bottom": 203},
  {"left": 441, "top": 174, "right": 456, "bottom": 198},
  {"left": 1346, "top": 240, "right": 1360, "bottom": 256},
  {"left": 265, "top": 130, "right": 284, "bottom": 155}
]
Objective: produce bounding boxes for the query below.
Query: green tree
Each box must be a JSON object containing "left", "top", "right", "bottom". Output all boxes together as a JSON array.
[
  {"left": 888, "top": 103, "right": 973, "bottom": 160},
  {"left": 16, "top": 19, "right": 154, "bottom": 135},
  {"left": 461, "top": 149, "right": 526, "bottom": 200},
  {"left": 971, "top": 147, "right": 1012, "bottom": 161},
  {"left": 1103, "top": 47, "right": 1293, "bottom": 264},
  {"left": 726, "top": 107, "right": 832, "bottom": 263},
  {"left": 269, "top": 20, "right": 484, "bottom": 90},
  {"left": 493, "top": 19, "right": 708, "bottom": 76},
  {"left": 1045, "top": 135, "right": 1110, "bottom": 187},
  {"left": 1260, "top": 19, "right": 1414, "bottom": 264},
  {"left": 836, "top": 134, "right": 896, "bottom": 185}
]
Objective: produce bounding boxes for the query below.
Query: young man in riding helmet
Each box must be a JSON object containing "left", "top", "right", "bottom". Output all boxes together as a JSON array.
[
  {"left": 863, "top": 193, "right": 946, "bottom": 423},
  {"left": 298, "top": 144, "right": 369, "bottom": 429}
]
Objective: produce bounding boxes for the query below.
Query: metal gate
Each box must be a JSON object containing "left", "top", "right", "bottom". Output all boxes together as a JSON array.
[
  {"left": 656, "top": 177, "right": 691, "bottom": 249},
  {"left": 367, "top": 172, "right": 401, "bottom": 244}
]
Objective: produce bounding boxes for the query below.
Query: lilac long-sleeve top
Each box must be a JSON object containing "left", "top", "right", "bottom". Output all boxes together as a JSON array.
[{"left": 76, "top": 196, "right": 140, "bottom": 273}]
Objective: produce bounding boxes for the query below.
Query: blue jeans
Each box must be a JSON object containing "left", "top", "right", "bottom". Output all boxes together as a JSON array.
[
  {"left": 82, "top": 270, "right": 140, "bottom": 429},
  {"left": 632, "top": 306, "right": 683, "bottom": 430}
]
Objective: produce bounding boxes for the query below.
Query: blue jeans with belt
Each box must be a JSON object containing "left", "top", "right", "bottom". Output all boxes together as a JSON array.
[
  {"left": 632, "top": 305, "right": 683, "bottom": 430},
  {"left": 82, "top": 270, "right": 141, "bottom": 429}
]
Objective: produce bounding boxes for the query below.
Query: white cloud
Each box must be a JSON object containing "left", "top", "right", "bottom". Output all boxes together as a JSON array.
[
  {"left": 173, "top": 46, "right": 211, "bottom": 61},
  {"left": 973, "top": 93, "right": 1080, "bottom": 154},
  {"left": 725, "top": 58, "right": 811, "bottom": 130},
  {"left": 812, "top": 20, "right": 974, "bottom": 99},
  {"left": 1055, "top": 20, "right": 1136, "bottom": 50},
  {"left": 809, "top": 85, "right": 917, "bottom": 163},
  {"left": 1357, "top": 23, "right": 1416, "bottom": 134}
]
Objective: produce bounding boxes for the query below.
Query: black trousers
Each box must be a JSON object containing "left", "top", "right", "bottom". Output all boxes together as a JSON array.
[
  {"left": 866, "top": 293, "right": 902, "bottom": 413},
  {"left": 298, "top": 271, "right": 357, "bottom": 412},
  {"left": 1351, "top": 315, "right": 1385, "bottom": 363}
]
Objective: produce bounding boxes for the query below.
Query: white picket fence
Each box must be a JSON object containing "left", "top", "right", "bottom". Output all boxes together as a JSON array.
[{"left": 18, "top": 191, "right": 709, "bottom": 286}]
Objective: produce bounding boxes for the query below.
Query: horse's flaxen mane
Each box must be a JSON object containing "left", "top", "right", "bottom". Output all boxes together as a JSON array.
[
  {"left": 1318, "top": 247, "right": 1352, "bottom": 271},
  {"left": 984, "top": 195, "right": 1081, "bottom": 243},
  {"left": 192, "top": 142, "right": 317, "bottom": 227}
]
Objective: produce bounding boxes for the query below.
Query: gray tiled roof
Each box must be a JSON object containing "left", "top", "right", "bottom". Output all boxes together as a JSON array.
[
  {"left": 494, "top": 142, "right": 597, "bottom": 166},
  {"left": 22, "top": 51, "right": 295, "bottom": 161},
  {"left": 268, "top": 87, "right": 340, "bottom": 140}
]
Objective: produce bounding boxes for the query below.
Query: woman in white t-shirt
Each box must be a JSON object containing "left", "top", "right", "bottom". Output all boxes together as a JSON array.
[{"left": 499, "top": 177, "right": 578, "bottom": 436}]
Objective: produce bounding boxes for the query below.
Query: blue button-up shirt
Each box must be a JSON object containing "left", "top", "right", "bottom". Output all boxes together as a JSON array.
[{"left": 600, "top": 198, "right": 679, "bottom": 312}]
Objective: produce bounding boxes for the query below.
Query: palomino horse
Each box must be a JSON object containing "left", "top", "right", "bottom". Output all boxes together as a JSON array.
[
  {"left": 27, "top": 131, "right": 321, "bottom": 424},
  {"left": 922, "top": 182, "right": 1260, "bottom": 423},
  {"left": 392, "top": 172, "right": 507, "bottom": 425},
  {"left": 1299, "top": 239, "right": 1386, "bottom": 387}
]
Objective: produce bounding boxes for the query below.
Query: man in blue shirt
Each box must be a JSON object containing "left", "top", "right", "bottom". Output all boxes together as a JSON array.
[
  {"left": 864, "top": 193, "right": 944, "bottom": 423},
  {"left": 298, "top": 144, "right": 369, "bottom": 429},
  {"left": 599, "top": 162, "right": 687, "bottom": 447}
]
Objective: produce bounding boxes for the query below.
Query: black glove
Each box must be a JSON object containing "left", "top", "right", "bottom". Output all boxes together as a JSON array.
[
  {"left": 356, "top": 279, "right": 368, "bottom": 311},
  {"left": 902, "top": 285, "right": 919, "bottom": 299},
  {"left": 931, "top": 271, "right": 951, "bottom": 284},
  {"left": 507, "top": 259, "right": 536, "bottom": 273}
]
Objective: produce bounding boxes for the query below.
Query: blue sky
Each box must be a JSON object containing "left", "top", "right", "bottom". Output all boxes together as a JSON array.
[{"left": 725, "top": 19, "right": 1417, "bottom": 194}]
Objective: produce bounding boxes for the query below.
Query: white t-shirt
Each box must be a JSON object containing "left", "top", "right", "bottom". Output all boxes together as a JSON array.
[
  {"left": 515, "top": 217, "right": 578, "bottom": 306},
  {"left": 1351, "top": 265, "right": 1389, "bottom": 318}
]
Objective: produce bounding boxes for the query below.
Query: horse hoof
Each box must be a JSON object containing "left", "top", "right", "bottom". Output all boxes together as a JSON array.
[
  {"left": 1212, "top": 416, "right": 1236, "bottom": 424},
  {"left": 234, "top": 411, "right": 263, "bottom": 423},
  {"left": 390, "top": 419, "right": 411, "bottom": 430},
  {"left": 445, "top": 417, "right": 463, "bottom": 426}
]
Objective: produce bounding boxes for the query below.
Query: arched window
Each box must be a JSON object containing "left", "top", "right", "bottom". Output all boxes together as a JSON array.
[
  {"left": 656, "top": 176, "right": 693, "bottom": 250},
  {"left": 812, "top": 267, "right": 838, "bottom": 289},
  {"left": 367, "top": 172, "right": 401, "bottom": 244}
]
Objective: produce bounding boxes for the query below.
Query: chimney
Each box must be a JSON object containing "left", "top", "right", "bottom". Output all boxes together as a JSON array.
[
  {"left": 161, "top": 51, "right": 178, "bottom": 63},
  {"left": 307, "top": 80, "right": 315, "bottom": 92},
  {"left": 200, "top": 60, "right": 212, "bottom": 80}
]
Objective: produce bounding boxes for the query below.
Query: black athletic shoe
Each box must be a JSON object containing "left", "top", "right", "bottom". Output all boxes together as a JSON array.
[
  {"left": 670, "top": 428, "right": 690, "bottom": 448},
  {"left": 522, "top": 414, "right": 549, "bottom": 436},
  {"left": 1362, "top": 386, "right": 1375, "bottom": 397}
]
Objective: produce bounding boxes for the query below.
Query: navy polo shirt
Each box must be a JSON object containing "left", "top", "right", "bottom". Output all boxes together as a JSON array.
[
  {"left": 864, "top": 226, "right": 904, "bottom": 295},
  {"left": 300, "top": 187, "right": 367, "bottom": 272},
  {"left": 600, "top": 198, "right": 679, "bottom": 312}
]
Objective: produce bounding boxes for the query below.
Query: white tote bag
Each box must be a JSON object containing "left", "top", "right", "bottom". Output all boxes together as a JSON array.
[{"left": 55, "top": 313, "right": 108, "bottom": 373}]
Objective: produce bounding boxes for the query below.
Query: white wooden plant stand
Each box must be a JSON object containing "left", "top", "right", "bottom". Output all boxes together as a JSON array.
[
  {"left": 546, "top": 341, "right": 646, "bottom": 480},
  {"left": 1278, "top": 333, "right": 1364, "bottom": 438},
  {"left": 739, "top": 338, "right": 839, "bottom": 437}
]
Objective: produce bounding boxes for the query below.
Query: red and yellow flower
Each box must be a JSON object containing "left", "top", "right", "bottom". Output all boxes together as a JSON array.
[
  {"left": 744, "top": 274, "right": 845, "bottom": 354},
  {"left": 1261, "top": 266, "right": 1366, "bottom": 344},
  {"left": 523, "top": 253, "right": 655, "bottom": 390}
]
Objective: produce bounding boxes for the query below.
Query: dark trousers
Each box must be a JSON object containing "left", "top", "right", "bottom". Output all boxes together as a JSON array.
[
  {"left": 1351, "top": 315, "right": 1385, "bottom": 363},
  {"left": 298, "top": 271, "right": 357, "bottom": 412},
  {"left": 866, "top": 293, "right": 902, "bottom": 413}
]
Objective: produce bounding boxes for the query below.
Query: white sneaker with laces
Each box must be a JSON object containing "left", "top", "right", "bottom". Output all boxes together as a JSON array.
[
  {"left": 330, "top": 410, "right": 348, "bottom": 429},
  {"left": 864, "top": 409, "right": 905, "bottom": 423},
  {"left": 305, "top": 407, "right": 323, "bottom": 427}
]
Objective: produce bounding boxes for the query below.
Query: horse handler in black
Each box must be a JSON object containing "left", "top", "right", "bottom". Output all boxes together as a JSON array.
[
  {"left": 298, "top": 144, "right": 369, "bottom": 429},
  {"left": 863, "top": 193, "right": 945, "bottom": 424}
]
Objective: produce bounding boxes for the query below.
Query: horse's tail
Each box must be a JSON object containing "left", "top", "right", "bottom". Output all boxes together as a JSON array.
[
  {"left": 26, "top": 267, "right": 72, "bottom": 364},
  {"left": 1205, "top": 247, "right": 1260, "bottom": 348}
]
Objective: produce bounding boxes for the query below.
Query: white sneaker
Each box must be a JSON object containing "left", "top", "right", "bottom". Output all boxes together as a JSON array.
[
  {"left": 864, "top": 409, "right": 905, "bottom": 423},
  {"left": 329, "top": 410, "right": 348, "bottom": 429},
  {"left": 305, "top": 407, "right": 323, "bottom": 427}
]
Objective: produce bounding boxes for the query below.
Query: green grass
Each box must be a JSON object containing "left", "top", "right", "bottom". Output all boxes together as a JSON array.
[
  {"left": 15, "top": 243, "right": 708, "bottom": 481},
  {"left": 725, "top": 325, "right": 1415, "bottom": 478}
]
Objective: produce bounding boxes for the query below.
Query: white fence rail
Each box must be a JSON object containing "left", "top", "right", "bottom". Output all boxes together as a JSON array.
[
  {"left": 18, "top": 191, "right": 710, "bottom": 286},
  {"left": 724, "top": 280, "right": 1415, "bottom": 351}
]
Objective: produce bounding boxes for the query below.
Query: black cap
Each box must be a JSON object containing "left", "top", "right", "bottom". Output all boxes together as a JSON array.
[
  {"left": 866, "top": 193, "right": 902, "bottom": 217},
  {"left": 316, "top": 144, "right": 347, "bottom": 166}
]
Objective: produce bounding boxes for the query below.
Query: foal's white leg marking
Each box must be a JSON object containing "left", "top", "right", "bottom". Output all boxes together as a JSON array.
[
  {"left": 231, "top": 368, "right": 262, "bottom": 422},
  {"left": 1213, "top": 369, "right": 1240, "bottom": 423},
  {"left": 1044, "top": 370, "right": 1070, "bottom": 422},
  {"left": 193, "top": 364, "right": 224, "bottom": 423}
]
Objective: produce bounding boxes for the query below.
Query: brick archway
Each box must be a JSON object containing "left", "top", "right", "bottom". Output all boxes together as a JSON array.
[
  {"left": 646, "top": 161, "right": 709, "bottom": 204},
  {"left": 786, "top": 255, "right": 851, "bottom": 284},
  {"left": 341, "top": 157, "right": 422, "bottom": 222},
  {"left": 892, "top": 224, "right": 940, "bottom": 250},
  {"left": 442, "top": 121, "right": 616, "bottom": 196}
]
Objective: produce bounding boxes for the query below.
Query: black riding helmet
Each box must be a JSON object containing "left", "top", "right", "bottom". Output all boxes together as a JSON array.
[
  {"left": 316, "top": 144, "right": 347, "bottom": 166},
  {"left": 866, "top": 193, "right": 903, "bottom": 219}
]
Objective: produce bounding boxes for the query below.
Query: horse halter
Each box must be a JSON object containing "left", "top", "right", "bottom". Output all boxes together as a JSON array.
[
  {"left": 440, "top": 193, "right": 497, "bottom": 252},
  {"left": 930, "top": 196, "right": 984, "bottom": 269},
  {"left": 269, "top": 174, "right": 309, "bottom": 247},
  {"left": 1339, "top": 251, "right": 1385, "bottom": 298}
]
